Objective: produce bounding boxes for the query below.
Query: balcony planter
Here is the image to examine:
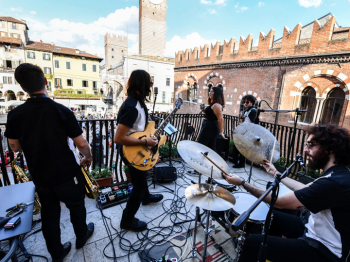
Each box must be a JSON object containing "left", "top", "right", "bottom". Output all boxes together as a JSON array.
[
  {"left": 91, "top": 166, "right": 112, "bottom": 188},
  {"left": 297, "top": 172, "right": 315, "bottom": 185}
]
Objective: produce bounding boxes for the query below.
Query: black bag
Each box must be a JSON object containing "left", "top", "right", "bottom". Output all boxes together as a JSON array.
[{"left": 154, "top": 166, "right": 177, "bottom": 182}]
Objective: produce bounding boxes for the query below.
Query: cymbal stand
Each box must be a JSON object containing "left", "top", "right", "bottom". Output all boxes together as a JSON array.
[
  {"left": 202, "top": 167, "right": 215, "bottom": 262},
  {"left": 183, "top": 174, "right": 203, "bottom": 261}
]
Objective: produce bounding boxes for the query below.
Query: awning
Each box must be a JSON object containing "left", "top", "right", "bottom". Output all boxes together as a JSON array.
[
  {"left": 54, "top": 99, "right": 106, "bottom": 107},
  {"left": 0, "top": 101, "right": 25, "bottom": 106}
]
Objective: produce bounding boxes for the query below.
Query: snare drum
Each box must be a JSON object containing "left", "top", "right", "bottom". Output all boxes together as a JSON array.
[
  {"left": 211, "top": 192, "right": 269, "bottom": 236},
  {"left": 228, "top": 192, "right": 269, "bottom": 235}
]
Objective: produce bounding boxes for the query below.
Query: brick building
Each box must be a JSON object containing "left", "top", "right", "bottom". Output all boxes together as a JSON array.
[{"left": 174, "top": 14, "right": 350, "bottom": 129}]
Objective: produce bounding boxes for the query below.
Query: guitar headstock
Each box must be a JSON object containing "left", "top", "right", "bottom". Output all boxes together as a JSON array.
[{"left": 175, "top": 98, "right": 183, "bottom": 110}]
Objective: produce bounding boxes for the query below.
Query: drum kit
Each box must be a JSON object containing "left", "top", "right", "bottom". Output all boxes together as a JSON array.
[{"left": 177, "top": 123, "right": 282, "bottom": 262}]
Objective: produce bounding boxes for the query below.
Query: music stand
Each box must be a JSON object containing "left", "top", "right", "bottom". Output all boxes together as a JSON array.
[{"left": 147, "top": 123, "right": 177, "bottom": 192}]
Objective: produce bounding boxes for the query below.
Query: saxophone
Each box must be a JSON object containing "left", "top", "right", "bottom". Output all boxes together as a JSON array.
[
  {"left": 11, "top": 153, "right": 41, "bottom": 215},
  {"left": 81, "top": 164, "right": 99, "bottom": 199}
]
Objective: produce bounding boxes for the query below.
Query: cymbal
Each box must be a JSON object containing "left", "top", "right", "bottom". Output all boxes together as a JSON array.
[
  {"left": 185, "top": 184, "right": 236, "bottom": 211},
  {"left": 177, "top": 140, "right": 230, "bottom": 180},
  {"left": 233, "top": 123, "right": 280, "bottom": 165}
]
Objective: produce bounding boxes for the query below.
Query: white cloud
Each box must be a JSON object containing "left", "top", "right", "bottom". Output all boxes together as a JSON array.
[
  {"left": 235, "top": 3, "right": 239, "bottom": 8},
  {"left": 215, "top": 0, "right": 228, "bottom": 5},
  {"left": 29, "top": 11, "right": 36, "bottom": 15},
  {"left": 210, "top": 9, "right": 217, "bottom": 14},
  {"left": 164, "top": 32, "right": 217, "bottom": 58},
  {"left": 24, "top": 6, "right": 139, "bottom": 58},
  {"left": 298, "top": 0, "right": 322, "bottom": 8},
  {"left": 10, "top": 7, "right": 23, "bottom": 12},
  {"left": 240, "top": 6, "right": 249, "bottom": 11},
  {"left": 200, "top": 0, "right": 212, "bottom": 4},
  {"left": 258, "top": 2, "right": 265, "bottom": 7}
]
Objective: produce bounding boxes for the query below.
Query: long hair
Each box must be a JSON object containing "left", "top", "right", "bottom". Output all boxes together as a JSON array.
[
  {"left": 127, "top": 70, "right": 152, "bottom": 101},
  {"left": 305, "top": 124, "right": 350, "bottom": 166},
  {"left": 208, "top": 86, "right": 225, "bottom": 106}
]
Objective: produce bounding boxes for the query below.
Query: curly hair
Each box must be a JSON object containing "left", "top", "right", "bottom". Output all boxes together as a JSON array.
[
  {"left": 305, "top": 124, "right": 350, "bottom": 166},
  {"left": 242, "top": 94, "right": 256, "bottom": 104}
]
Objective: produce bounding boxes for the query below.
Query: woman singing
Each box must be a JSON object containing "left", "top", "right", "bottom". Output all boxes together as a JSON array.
[{"left": 197, "top": 86, "right": 226, "bottom": 151}]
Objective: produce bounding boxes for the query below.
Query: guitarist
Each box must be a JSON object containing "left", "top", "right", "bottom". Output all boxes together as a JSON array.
[{"left": 114, "top": 69, "right": 163, "bottom": 232}]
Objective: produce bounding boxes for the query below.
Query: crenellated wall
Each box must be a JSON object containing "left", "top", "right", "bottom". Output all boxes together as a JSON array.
[{"left": 175, "top": 16, "right": 350, "bottom": 68}]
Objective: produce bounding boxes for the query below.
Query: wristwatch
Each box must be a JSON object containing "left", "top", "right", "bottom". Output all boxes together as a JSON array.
[{"left": 241, "top": 179, "right": 246, "bottom": 187}]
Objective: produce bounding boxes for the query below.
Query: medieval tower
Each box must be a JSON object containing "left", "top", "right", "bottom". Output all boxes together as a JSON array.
[
  {"left": 104, "top": 33, "right": 128, "bottom": 70},
  {"left": 139, "top": 0, "right": 167, "bottom": 56}
]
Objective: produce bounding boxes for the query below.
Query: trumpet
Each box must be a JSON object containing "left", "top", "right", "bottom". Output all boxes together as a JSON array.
[{"left": 81, "top": 159, "right": 99, "bottom": 199}]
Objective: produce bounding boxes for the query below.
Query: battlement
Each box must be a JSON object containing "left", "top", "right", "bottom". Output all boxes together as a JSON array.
[
  {"left": 104, "top": 33, "right": 127, "bottom": 45},
  {"left": 175, "top": 15, "right": 350, "bottom": 68}
]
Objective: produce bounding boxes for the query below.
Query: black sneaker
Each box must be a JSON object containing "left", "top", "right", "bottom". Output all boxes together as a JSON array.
[
  {"left": 120, "top": 218, "right": 147, "bottom": 232},
  {"left": 142, "top": 194, "right": 164, "bottom": 205},
  {"left": 53, "top": 242, "right": 71, "bottom": 262},
  {"left": 232, "top": 163, "right": 245, "bottom": 168},
  {"left": 76, "top": 223, "right": 94, "bottom": 249}
]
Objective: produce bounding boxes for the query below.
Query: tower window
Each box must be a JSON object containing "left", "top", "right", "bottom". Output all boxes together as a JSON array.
[
  {"left": 112, "top": 48, "right": 114, "bottom": 51},
  {"left": 112, "top": 56, "right": 114, "bottom": 58}
]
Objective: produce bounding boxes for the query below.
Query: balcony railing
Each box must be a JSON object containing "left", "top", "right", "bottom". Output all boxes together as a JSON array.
[{"left": 0, "top": 114, "right": 307, "bottom": 187}]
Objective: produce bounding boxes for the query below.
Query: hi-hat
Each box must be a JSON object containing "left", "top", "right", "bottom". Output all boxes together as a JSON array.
[
  {"left": 233, "top": 123, "right": 280, "bottom": 165},
  {"left": 177, "top": 141, "right": 230, "bottom": 180},
  {"left": 185, "top": 184, "right": 236, "bottom": 211}
]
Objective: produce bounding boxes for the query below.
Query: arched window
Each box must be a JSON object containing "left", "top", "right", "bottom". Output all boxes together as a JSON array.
[
  {"left": 207, "top": 83, "right": 213, "bottom": 97},
  {"left": 298, "top": 87, "right": 316, "bottom": 124},
  {"left": 320, "top": 87, "right": 345, "bottom": 125},
  {"left": 192, "top": 82, "right": 197, "bottom": 102},
  {"left": 187, "top": 82, "right": 191, "bottom": 102}
]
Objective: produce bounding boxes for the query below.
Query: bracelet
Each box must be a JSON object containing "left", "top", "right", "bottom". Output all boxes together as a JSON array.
[
  {"left": 241, "top": 179, "right": 246, "bottom": 187},
  {"left": 144, "top": 139, "right": 147, "bottom": 146}
]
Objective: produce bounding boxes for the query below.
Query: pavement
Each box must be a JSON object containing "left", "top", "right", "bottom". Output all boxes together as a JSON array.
[{"left": 1, "top": 159, "right": 288, "bottom": 262}]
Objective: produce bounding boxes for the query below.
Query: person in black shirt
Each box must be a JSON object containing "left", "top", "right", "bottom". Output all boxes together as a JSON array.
[
  {"left": 114, "top": 70, "right": 163, "bottom": 232},
  {"left": 5, "top": 64, "right": 94, "bottom": 262},
  {"left": 231, "top": 94, "right": 258, "bottom": 168},
  {"left": 224, "top": 124, "right": 350, "bottom": 262},
  {"left": 197, "top": 86, "right": 226, "bottom": 151}
]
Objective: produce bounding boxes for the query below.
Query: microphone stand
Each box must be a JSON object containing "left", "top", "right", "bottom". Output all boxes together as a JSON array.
[
  {"left": 231, "top": 154, "right": 303, "bottom": 262},
  {"left": 152, "top": 87, "right": 158, "bottom": 115}
]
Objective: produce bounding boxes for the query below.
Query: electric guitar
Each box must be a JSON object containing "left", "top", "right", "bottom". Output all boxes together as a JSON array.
[{"left": 123, "top": 98, "right": 183, "bottom": 171}]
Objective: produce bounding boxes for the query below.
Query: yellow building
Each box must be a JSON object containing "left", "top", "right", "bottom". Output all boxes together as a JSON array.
[{"left": 25, "top": 41, "right": 103, "bottom": 96}]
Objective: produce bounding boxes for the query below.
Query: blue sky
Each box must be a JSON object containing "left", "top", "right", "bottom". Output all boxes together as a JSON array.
[{"left": 1, "top": 0, "right": 350, "bottom": 59}]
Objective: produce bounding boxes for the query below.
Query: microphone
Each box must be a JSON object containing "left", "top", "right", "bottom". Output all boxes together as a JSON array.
[
  {"left": 154, "top": 87, "right": 158, "bottom": 96},
  {"left": 296, "top": 154, "right": 307, "bottom": 173}
]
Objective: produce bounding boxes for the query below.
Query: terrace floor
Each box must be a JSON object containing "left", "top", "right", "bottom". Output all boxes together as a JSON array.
[{"left": 1, "top": 159, "right": 289, "bottom": 262}]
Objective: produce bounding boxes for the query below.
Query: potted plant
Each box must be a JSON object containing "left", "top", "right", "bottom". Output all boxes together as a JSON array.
[
  {"left": 274, "top": 157, "right": 287, "bottom": 173},
  {"left": 158, "top": 142, "right": 179, "bottom": 160},
  {"left": 122, "top": 165, "right": 131, "bottom": 182},
  {"left": 91, "top": 166, "right": 112, "bottom": 187}
]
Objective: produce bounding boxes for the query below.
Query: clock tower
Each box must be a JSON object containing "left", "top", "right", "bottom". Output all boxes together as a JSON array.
[{"left": 139, "top": 0, "right": 167, "bottom": 56}]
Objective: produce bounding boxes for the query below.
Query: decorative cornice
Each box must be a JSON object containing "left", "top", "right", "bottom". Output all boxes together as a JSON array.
[{"left": 174, "top": 51, "right": 350, "bottom": 70}]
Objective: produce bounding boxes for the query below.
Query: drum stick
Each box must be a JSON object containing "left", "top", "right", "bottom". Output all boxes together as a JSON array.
[
  {"left": 270, "top": 137, "right": 277, "bottom": 163},
  {"left": 201, "top": 152, "right": 230, "bottom": 177}
]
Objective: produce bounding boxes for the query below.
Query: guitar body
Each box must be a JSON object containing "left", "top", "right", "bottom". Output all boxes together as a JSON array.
[{"left": 123, "top": 121, "right": 167, "bottom": 171}]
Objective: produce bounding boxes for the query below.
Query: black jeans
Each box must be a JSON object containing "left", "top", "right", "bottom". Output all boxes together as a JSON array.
[
  {"left": 239, "top": 210, "right": 331, "bottom": 262},
  {"left": 197, "top": 120, "right": 219, "bottom": 152},
  {"left": 122, "top": 165, "right": 150, "bottom": 220},
  {"left": 36, "top": 174, "right": 87, "bottom": 260}
]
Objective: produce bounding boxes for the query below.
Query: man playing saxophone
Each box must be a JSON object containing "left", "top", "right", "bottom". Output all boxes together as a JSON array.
[{"left": 5, "top": 63, "right": 94, "bottom": 262}]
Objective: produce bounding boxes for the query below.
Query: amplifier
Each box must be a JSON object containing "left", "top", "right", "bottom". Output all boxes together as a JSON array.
[
  {"left": 216, "top": 135, "right": 230, "bottom": 161},
  {"left": 154, "top": 166, "right": 177, "bottom": 183}
]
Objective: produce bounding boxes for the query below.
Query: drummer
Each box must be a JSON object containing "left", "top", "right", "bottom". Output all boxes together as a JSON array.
[
  {"left": 232, "top": 94, "right": 258, "bottom": 168},
  {"left": 224, "top": 124, "right": 350, "bottom": 262}
]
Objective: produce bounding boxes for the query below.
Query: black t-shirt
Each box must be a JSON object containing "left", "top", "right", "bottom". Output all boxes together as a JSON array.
[
  {"left": 295, "top": 165, "right": 350, "bottom": 261},
  {"left": 5, "top": 97, "right": 83, "bottom": 187}
]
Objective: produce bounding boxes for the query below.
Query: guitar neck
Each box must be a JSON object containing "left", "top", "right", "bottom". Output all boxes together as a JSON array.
[{"left": 154, "top": 108, "right": 178, "bottom": 137}]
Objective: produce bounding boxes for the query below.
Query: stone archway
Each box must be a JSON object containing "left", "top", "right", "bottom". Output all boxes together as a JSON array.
[
  {"left": 5, "top": 90, "right": 16, "bottom": 101},
  {"left": 237, "top": 91, "right": 261, "bottom": 105}
]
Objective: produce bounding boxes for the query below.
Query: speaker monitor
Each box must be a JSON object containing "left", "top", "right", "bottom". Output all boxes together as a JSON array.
[
  {"left": 216, "top": 135, "right": 230, "bottom": 161},
  {"left": 154, "top": 166, "right": 177, "bottom": 183}
]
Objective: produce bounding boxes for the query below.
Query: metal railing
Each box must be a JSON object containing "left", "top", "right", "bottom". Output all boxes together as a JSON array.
[{"left": 0, "top": 113, "right": 307, "bottom": 187}]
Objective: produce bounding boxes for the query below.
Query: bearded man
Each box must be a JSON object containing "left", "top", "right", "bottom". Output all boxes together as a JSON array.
[{"left": 224, "top": 124, "right": 350, "bottom": 262}]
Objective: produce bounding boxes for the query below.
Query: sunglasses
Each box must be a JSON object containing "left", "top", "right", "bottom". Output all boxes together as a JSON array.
[{"left": 244, "top": 101, "right": 251, "bottom": 104}]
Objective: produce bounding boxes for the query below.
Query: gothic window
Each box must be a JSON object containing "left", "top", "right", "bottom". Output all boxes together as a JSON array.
[
  {"left": 320, "top": 87, "right": 345, "bottom": 125},
  {"left": 192, "top": 82, "right": 197, "bottom": 103},
  {"left": 112, "top": 48, "right": 114, "bottom": 51},
  {"left": 187, "top": 82, "right": 191, "bottom": 102},
  {"left": 298, "top": 87, "right": 316, "bottom": 124}
]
